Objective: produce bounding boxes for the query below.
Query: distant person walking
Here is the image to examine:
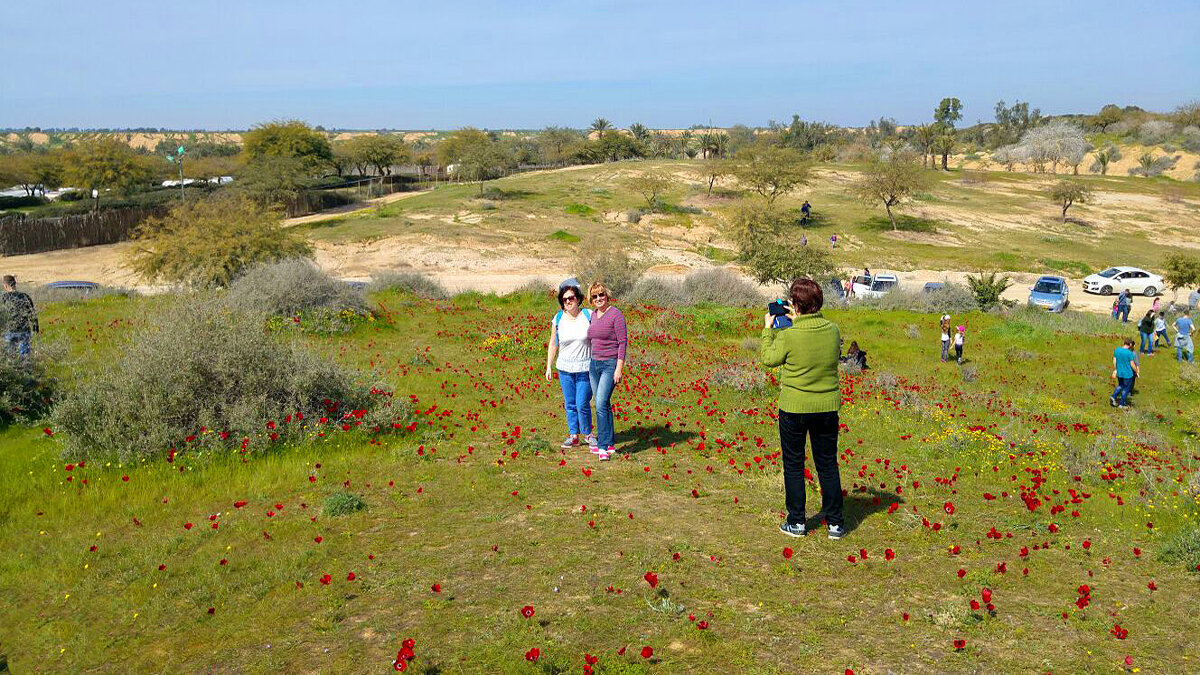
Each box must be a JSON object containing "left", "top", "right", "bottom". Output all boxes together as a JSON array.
[
  {"left": 829, "top": 233, "right": 838, "bottom": 250},
  {"left": 801, "top": 200, "right": 812, "bottom": 225},
  {"left": 939, "top": 314, "right": 952, "bottom": 362},
  {"left": 1111, "top": 298, "right": 1120, "bottom": 320},
  {"left": 1154, "top": 312, "right": 1169, "bottom": 348},
  {"left": 1189, "top": 287, "right": 1200, "bottom": 310},
  {"left": 1110, "top": 337, "right": 1139, "bottom": 408},
  {"left": 544, "top": 282, "right": 595, "bottom": 451},
  {"left": 1138, "top": 310, "right": 1156, "bottom": 355},
  {"left": 761, "top": 278, "right": 845, "bottom": 540},
  {"left": 953, "top": 325, "right": 967, "bottom": 364},
  {"left": 1117, "top": 290, "right": 1132, "bottom": 323},
  {"left": 1177, "top": 309, "right": 1195, "bottom": 363},
  {"left": 1, "top": 275, "right": 38, "bottom": 364},
  {"left": 587, "top": 282, "right": 627, "bottom": 460}
]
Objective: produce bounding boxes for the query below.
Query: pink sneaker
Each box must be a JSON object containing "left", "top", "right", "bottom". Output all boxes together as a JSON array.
[{"left": 598, "top": 450, "right": 611, "bottom": 461}]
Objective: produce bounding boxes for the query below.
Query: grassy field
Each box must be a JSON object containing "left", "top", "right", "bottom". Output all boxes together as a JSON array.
[
  {"left": 295, "top": 160, "right": 1200, "bottom": 277},
  {"left": 1, "top": 290, "right": 1198, "bottom": 673}
]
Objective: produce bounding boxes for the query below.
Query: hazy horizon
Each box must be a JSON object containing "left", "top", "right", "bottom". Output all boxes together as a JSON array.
[{"left": 2, "top": 0, "right": 1197, "bottom": 130}]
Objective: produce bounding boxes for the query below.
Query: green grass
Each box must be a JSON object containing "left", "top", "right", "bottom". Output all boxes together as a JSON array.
[
  {"left": 2, "top": 293, "right": 1199, "bottom": 672},
  {"left": 548, "top": 229, "right": 580, "bottom": 243}
]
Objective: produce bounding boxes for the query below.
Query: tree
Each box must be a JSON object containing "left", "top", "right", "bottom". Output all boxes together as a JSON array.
[
  {"left": 628, "top": 123, "right": 651, "bottom": 143},
  {"left": 64, "top": 138, "right": 154, "bottom": 210},
  {"left": 538, "top": 126, "right": 583, "bottom": 166},
  {"left": 1013, "top": 120, "right": 1089, "bottom": 174},
  {"left": 437, "top": 127, "right": 492, "bottom": 168},
  {"left": 625, "top": 172, "right": 673, "bottom": 208},
  {"left": 1090, "top": 145, "right": 1121, "bottom": 175},
  {"left": 701, "top": 158, "right": 731, "bottom": 196},
  {"left": 1162, "top": 253, "right": 1200, "bottom": 299},
  {"left": 913, "top": 124, "right": 938, "bottom": 169},
  {"left": 455, "top": 138, "right": 515, "bottom": 194},
  {"left": 128, "top": 196, "right": 311, "bottom": 287},
  {"left": 1090, "top": 104, "right": 1124, "bottom": 132},
  {"left": 1173, "top": 101, "right": 1200, "bottom": 128},
  {"left": 934, "top": 98, "right": 964, "bottom": 128},
  {"left": 590, "top": 118, "right": 614, "bottom": 136},
  {"left": 992, "top": 99, "right": 1041, "bottom": 147},
  {"left": 235, "top": 156, "right": 322, "bottom": 212},
  {"left": 730, "top": 146, "right": 810, "bottom": 205},
  {"left": 1048, "top": 180, "right": 1093, "bottom": 223},
  {"left": 343, "top": 134, "right": 409, "bottom": 176},
  {"left": 242, "top": 120, "right": 332, "bottom": 171},
  {"left": 966, "top": 272, "right": 1012, "bottom": 310},
  {"left": 933, "top": 131, "right": 957, "bottom": 171},
  {"left": 853, "top": 152, "right": 929, "bottom": 230}
]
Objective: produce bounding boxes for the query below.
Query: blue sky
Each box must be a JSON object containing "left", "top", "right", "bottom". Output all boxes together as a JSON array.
[{"left": 2, "top": 0, "right": 1197, "bottom": 130}]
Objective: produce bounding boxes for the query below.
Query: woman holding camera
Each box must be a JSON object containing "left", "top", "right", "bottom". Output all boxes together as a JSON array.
[
  {"left": 761, "top": 278, "right": 845, "bottom": 539},
  {"left": 586, "top": 282, "right": 626, "bottom": 461}
]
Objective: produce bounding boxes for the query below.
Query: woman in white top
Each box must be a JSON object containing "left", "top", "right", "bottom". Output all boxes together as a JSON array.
[{"left": 544, "top": 283, "right": 595, "bottom": 449}]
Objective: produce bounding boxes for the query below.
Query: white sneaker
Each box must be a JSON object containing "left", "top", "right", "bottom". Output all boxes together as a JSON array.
[{"left": 598, "top": 451, "right": 611, "bottom": 461}]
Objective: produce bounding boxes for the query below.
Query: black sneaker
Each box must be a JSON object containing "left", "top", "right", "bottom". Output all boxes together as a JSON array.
[
  {"left": 779, "top": 522, "right": 806, "bottom": 537},
  {"left": 827, "top": 525, "right": 846, "bottom": 540}
]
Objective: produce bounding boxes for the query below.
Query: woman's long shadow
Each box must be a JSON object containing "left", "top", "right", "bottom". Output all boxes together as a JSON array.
[
  {"left": 613, "top": 424, "right": 699, "bottom": 455},
  {"left": 805, "top": 487, "right": 904, "bottom": 535}
]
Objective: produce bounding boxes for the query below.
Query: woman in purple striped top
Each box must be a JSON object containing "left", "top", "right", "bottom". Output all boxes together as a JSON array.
[{"left": 586, "top": 281, "right": 627, "bottom": 460}]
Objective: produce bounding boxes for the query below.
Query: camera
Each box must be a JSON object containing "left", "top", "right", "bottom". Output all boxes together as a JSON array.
[{"left": 767, "top": 299, "right": 790, "bottom": 316}]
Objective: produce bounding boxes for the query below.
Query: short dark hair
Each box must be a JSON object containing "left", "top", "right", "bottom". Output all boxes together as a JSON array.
[
  {"left": 2, "top": 275, "right": 14, "bottom": 287},
  {"left": 557, "top": 284, "right": 582, "bottom": 309},
  {"left": 789, "top": 278, "right": 823, "bottom": 315},
  {"left": 1123, "top": 337, "right": 1135, "bottom": 347}
]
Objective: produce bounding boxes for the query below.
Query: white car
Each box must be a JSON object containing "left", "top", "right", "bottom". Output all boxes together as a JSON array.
[
  {"left": 1082, "top": 267, "right": 1163, "bottom": 296},
  {"left": 856, "top": 273, "right": 899, "bottom": 299}
]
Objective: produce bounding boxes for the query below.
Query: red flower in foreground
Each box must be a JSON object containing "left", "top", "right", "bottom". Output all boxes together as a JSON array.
[
  {"left": 525, "top": 647, "right": 540, "bottom": 662},
  {"left": 640, "top": 646, "right": 653, "bottom": 659},
  {"left": 943, "top": 501, "right": 955, "bottom": 515},
  {"left": 347, "top": 572, "right": 356, "bottom": 581},
  {"left": 643, "top": 571, "right": 659, "bottom": 588},
  {"left": 884, "top": 548, "right": 895, "bottom": 561},
  {"left": 431, "top": 583, "right": 441, "bottom": 593},
  {"left": 782, "top": 547, "right": 794, "bottom": 560},
  {"left": 320, "top": 574, "right": 331, "bottom": 585},
  {"left": 520, "top": 605, "right": 535, "bottom": 618},
  {"left": 953, "top": 639, "right": 966, "bottom": 651}
]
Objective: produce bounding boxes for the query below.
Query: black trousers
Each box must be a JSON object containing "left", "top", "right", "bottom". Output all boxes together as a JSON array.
[{"left": 779, "top": 410, "right": 843, "bottom": 527}]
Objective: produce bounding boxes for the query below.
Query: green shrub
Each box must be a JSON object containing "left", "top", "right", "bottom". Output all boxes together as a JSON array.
[
  {"left": 548, "top": 230, "right": 580, "bottom": 243},
  {"left": 0, "top": 195, "right": 45, "bottom": 209},
  {"left": 564, "top": 203, "right": 594, "bottom": 216},
  {"left": 572, "top": 246, "right": 648, "bottom": 300},
  {"left": 226, "top": 259, "right": 368, "bottom": 322},
  {"left": 1157, "top": 526, "right": 1200, "bottom": 572},
  {"left": 1177, "top": 365, "right": 1200, "bottom": 397},
  {"left": 966, "top": 272, "right": 1013, "bottom": 311},
  {"left": 0, "top": 349, "right": 56, "bottom": 425},
  {"left": 50, "top": 294, "right": 402, "bottom": 462},
  {"left": 368, "top": 272, "right": 450, "bottom": 300},
  {"left": 852, "top": 284, "right": 977, "bottom": 314},
  {"left": 323, "top": 491, "right": 367, "bottom": 516}
]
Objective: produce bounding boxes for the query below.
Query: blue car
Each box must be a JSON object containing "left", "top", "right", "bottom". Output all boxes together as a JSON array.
[{"left": 1028, "top": 276, "right": 1069, "bottom": 312}]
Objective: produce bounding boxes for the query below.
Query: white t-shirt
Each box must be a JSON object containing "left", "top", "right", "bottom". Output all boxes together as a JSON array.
[
  {"left": 953, "top": 332, "right": 964, "bottom": 346},
  {"left": 554, "top": 310, "right": 592, "bottom": 373}
]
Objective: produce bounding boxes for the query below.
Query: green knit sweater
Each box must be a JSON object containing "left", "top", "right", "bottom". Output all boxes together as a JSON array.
[{"left": 760, "top": 313, "right": 843, "bottom": 414}]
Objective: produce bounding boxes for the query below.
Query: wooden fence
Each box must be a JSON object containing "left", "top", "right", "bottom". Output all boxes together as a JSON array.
[{"left": 0, "top": 206, "right": 169, "bottom": 256}]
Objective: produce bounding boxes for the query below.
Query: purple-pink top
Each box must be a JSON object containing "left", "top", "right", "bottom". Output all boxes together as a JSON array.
[{"left": 587, "top": 306, "right": 627, "bottom": 361}]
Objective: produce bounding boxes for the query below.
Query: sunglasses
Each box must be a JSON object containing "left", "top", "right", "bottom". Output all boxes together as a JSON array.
[
  {"left": 562, "top": 295, "right": 578, "bottom": 302},
  {"left": 591, "top": 293, "right": 607, "bottom": 300}
]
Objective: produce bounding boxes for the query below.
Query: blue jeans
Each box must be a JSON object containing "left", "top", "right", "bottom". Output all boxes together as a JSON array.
[
  {"left": 1155, "top": 329, "right": 1169, "bottom": 347},
  {"left": 558, "top": 370, "right": 592, "bottom": 436},
  {"left": 2, "top": 331, "right": 31, "bottom": 362},
  {"left": 589, "top": 358, "right": 617, "bottom": 450},
  {"left": 1139, "top": 331, "right": 1153, "bottom": 354},
  {"left": 1111, "top": 376, "right": 1133, "bottom": 406},
  {"left": 1119, "top": 305, "right": 1130, "bottom": 323},
  {"left": 1179, "top": 335, "right": 1195, "bottom": 363}
]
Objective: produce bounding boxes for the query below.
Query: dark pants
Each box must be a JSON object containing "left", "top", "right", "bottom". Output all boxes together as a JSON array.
[
  {"left": 1119, "top": 305, "right": 1130, "bottom": 322},
  {"left": 1112, "top": 376, "right": 1133, "bottom": 406},
  {"left": 779, "top": 410, "right": 843, "bottom": 527}
]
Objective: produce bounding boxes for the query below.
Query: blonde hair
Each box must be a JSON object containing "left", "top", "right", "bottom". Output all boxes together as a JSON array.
[{"left": 588, "top": 281, "right": 613, "bottom": 301}]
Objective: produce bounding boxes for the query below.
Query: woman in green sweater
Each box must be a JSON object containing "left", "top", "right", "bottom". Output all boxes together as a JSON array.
[{"left": 761, "top": 278, "right": 846, "bottom": 539}]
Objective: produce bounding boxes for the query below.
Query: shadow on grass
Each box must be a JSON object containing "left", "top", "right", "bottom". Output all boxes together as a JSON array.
[
  {"left": 614, "top": 424, "right": 699, "bottom": 455},
  {"left": 804, "top": 486, "right": 904, "bottom": 536},
  {"left": 860, "top": 215, "right": 941, "bottom": 233},
  {"left": 478, "top": 187, "right": 537, "bottom": 200}
]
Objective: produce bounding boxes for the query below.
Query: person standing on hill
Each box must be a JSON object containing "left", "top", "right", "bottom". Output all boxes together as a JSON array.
[
  {"left": 1138, "top": 310, "right": 1156, "bottom": 356},
  {"left": 953, "top": 325, "right": 967, "bottom": 364},
  {"left": 586, "top": 282, "right": 627, "bottom": 461},
  {"left": 939, "top": 314, "right": 952, "bottom": 362},
  {"left": 1117, "top": 289, "right": 1132, "bottom": 323},
  {"left": 1177, "top": 309, "right": 1195, "bottom": 363},
  {"left": 1154, "top": 311, "right": 1169, "bottom": 349},
  {"left": 1, "top": 275, "right": 39, "bottom": 364},
  {"left": 761, "top": 278, "right": 846, "bottom": 540},
  {"left": 1110, "top": 337, "right": 1138, "bottom": 408},
  {"left": 801, "top": 200, "right": 812, "bottom": 225},
  {"left": 544, "top": 282, "right": 595, "bottom": 451},
  {"left": 829, "top": 233, "right": 838, "bottom": 250},
  {"left": 1189, "top": 287, "right": 1200, "bottom": 310}
]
